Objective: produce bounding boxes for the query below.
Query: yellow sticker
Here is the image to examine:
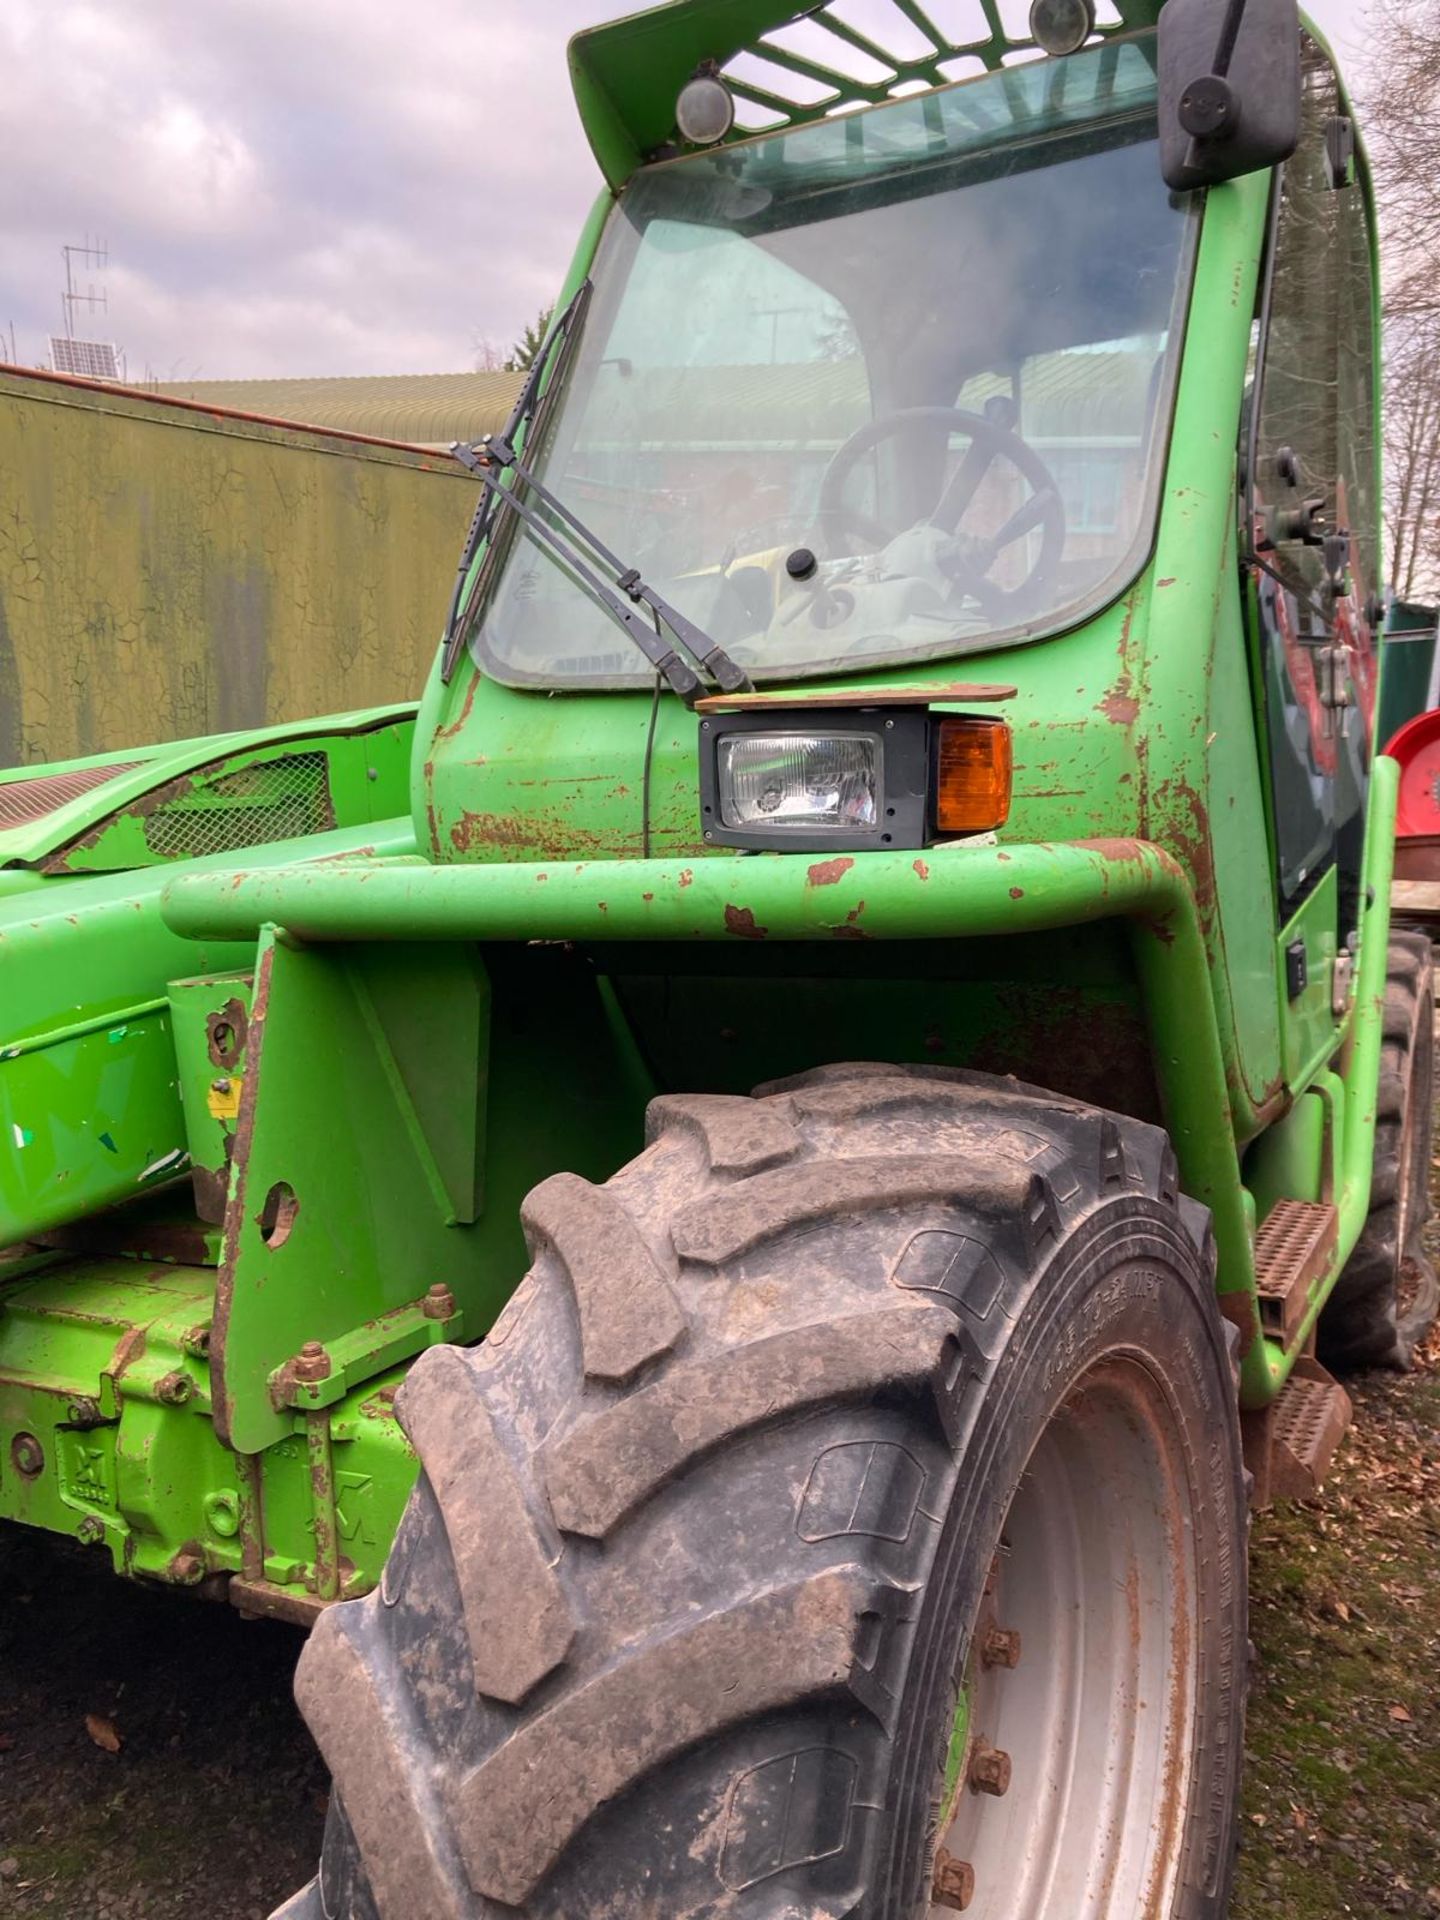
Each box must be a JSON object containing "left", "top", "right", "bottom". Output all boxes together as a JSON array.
[{"left": 206, "top": 1075, "right": 243, "bottom": 1121}]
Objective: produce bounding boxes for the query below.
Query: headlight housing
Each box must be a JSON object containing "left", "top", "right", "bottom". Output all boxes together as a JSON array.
[{"left": 698, "top": 706, "right": 1011, "bottom": 852}]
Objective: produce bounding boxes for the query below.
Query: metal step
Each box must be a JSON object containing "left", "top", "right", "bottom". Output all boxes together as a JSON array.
[
  {"left": 1270, "top": 1363, "right": 1353, "bottom": 1502},
  {"left": 1254, "top": 1198, "right": 1337, "bottom": 1344}
]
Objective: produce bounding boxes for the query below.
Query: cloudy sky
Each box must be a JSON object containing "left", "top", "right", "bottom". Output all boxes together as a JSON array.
[{"left": 1, "top": 0, "right": 1368, "bottom": 383}]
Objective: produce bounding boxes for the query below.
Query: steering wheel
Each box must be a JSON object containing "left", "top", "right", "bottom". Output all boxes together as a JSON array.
[{"left": 817, "top": 404, "right": 1067, "bottom": 621}]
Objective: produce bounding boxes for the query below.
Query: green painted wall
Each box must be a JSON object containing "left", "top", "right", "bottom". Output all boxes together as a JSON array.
[{"left": 0, "top": 367, "right": 480, "bottom": 767}]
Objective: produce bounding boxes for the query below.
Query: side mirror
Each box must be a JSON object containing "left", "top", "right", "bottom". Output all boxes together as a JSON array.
[{"left": 1158, "top": 0, "right": 1301, "bottom": 191}]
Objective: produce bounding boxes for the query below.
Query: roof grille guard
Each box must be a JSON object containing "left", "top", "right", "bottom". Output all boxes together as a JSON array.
[
  {"left": 726, "top": 0, "right": 1121, "bottom": 131},
  {"left": 569, "top": 0, "right": 1153, "bottom": 184}
]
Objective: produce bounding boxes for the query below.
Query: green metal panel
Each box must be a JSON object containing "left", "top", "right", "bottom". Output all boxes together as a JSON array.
[
  {"left": 0, "top": 1250, "right": 419, "bottom": 1602},
  {"left": 213, "top": 934, "right": 651, "bottom": 1453},
  {"left": 1245, "top": 1090, "right": 1327, "bottom": 1225},
  {"left": 168, "top": 972, "right": 254, "bottom": 1225},
  {"left": 0, "top": 815, "right": 417, "bottom": 1246},
  {"left": 212, "top": 930, "right": 489, "bottom": 1452},
  {"left": 1275, "top": 869, "right": 1341, "bottom": 1088},
  {"left": 0, "top": 366, "right": 477, "bottom": 766}
]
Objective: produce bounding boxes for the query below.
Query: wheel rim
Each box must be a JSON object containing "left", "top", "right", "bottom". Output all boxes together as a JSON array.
[{"left": 929, "top": 1356, "right": 1199, "bottom": 1919}]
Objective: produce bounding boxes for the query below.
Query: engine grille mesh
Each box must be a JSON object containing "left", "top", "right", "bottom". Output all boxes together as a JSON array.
[{"left": 142, "top": 751, "right": 335, "bottom": 860}]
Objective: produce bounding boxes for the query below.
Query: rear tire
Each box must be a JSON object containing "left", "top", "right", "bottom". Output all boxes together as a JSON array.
[
  {"left": 275, "top": 1064, "right": 1248, "bottom": 1920},
  {"left": 1320, "top": 932, "right": 1438, "bottom": 1371}
]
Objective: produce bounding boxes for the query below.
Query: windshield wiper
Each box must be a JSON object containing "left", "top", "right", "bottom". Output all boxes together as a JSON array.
[
  {"left": 454, "top": 439, "right": 752, "bottom": 705},
  {"left": 440, "top": 280, "right": 594, "bottom": 683},
  {"left": 440, "top": 283, "right": 752, "bottom": 704}
]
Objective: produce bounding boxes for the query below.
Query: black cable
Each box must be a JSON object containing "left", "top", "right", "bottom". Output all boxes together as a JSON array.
[{"left": 642, "top": 656, "right": 662, "bottom": 861}]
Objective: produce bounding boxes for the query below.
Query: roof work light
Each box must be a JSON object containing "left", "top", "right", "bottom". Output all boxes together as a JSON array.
[{"left": 1029, "top": 0, "right": 1097, "bottom": 55}]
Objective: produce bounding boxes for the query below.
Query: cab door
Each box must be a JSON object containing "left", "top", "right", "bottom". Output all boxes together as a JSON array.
[{"left": 1246, "top": 35, "right": 1380, "bottom": 1085}]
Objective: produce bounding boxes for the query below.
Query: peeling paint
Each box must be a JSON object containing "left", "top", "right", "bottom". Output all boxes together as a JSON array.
[
  {"left": 807, "top": 856, "right": 855, "bottom": 888},
  {"left": 723, "top": 903, "right": 767, "bottom": 940}
]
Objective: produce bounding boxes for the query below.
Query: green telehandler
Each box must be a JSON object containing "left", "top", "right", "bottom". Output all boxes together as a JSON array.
[{"left": 1, "top": 0, "right": 1433, "bottom": 1912}]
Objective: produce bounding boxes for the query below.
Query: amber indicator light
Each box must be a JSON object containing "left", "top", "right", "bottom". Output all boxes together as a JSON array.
[{"left": 934, "top": 717, "right": 1013, "bottom": 833}]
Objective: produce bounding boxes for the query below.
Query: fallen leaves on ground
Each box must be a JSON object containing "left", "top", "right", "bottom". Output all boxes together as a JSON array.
[
  {"left": 1232, "top": 1047, "right": 1440, "bottom": 1920},
  {"left": 83, "top": 1713, "right": 121, "bottom": 1755}
]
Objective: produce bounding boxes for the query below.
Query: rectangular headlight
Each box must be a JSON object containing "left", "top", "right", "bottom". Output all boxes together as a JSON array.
[
  {"left": 699, "top": 707, "right": 931, "bottom": 852},
  {"left": 717, "top": 732, "right": 882, "bottom": 831}
]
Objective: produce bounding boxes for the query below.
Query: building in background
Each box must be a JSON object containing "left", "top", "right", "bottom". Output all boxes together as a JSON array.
[{"left": 0, "top": 365, "right": 518, "bottom": 767}]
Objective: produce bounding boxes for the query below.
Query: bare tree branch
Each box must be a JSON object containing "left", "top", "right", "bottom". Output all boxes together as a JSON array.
[{"left": 1360, "top": 0, "right": 1440, "bottom": 596}]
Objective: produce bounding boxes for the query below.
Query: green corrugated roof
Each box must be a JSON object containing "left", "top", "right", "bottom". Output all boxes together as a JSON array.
[
  {"left": 159, "top": 347, "right": 1149, "bottom": 458},
  {"left": 156, "top": 371, "right": 525, "bottom": 448}
]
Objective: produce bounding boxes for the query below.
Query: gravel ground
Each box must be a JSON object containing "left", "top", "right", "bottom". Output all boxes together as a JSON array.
[{"left": 1, "top": 1048, "right": 1438, "bottom": 1917}]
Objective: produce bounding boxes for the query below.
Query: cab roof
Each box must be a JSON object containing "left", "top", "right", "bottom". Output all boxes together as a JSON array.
[{"left": 569, "top": 0, "right": 1165, "bottom": 188}]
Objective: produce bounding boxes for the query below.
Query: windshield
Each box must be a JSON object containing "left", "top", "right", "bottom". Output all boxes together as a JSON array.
[{"left": 471, "top": 35, "right": 1196, "bottom": 689}]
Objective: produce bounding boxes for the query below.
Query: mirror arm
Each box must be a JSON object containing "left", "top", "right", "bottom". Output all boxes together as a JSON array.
[{"left": 1177, "top": 0, "right": 1248, "bottom": 162}]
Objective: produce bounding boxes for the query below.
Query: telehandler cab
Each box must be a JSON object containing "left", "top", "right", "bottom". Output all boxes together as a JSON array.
[{"left": 0, "top": 0, "right": 1431, "bottom": 1913}]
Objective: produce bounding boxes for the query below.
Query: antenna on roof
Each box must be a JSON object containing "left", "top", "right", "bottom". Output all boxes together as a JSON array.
[{"left": 52, "top": 237, "right": 120, "bottom": 381}]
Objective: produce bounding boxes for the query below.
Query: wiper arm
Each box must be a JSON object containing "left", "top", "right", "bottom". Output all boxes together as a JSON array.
[
  {"left": 454, "top": 446, "right": 707, "bottom": 703},
  {"left": 459, "top": 438, "right": 753, "bottom": 702},
  {"left": 440, "top": 279, "right": 593, "bottom": 683}
]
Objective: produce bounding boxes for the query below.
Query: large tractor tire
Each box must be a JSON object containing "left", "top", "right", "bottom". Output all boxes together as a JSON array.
[
  {"left": 1320, "top": 931, "right": 1438, "bottom": 1371},
  {"left": 276, "top": 1064, "right": 1248, "bottom": 1920}
]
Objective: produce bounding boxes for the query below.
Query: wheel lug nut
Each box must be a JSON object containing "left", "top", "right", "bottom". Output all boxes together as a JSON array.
[
  {"left": 981, "top": 1625, "right": 1022, "bottom": 1669},
  {"left": 969, "top": 1740, "right": 1012, "bottom": 1797},
  {"left": 932, "top": 1847, "right": 975, "bottom": 1910}
]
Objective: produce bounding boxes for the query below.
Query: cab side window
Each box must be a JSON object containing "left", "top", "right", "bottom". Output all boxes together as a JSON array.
[{"left": 1250, "top": 37, "right": 1378, "bottom": 920}]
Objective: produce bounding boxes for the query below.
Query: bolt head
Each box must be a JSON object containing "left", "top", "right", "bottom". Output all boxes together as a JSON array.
[
  {"left": 211, "top": 1077, "right": 232, "bottom": 1094},
  {"left": 932, "top": 1848, "right": 975, "bottom": 1910},
  {"left": 423, "top": 1283, "right": 457, "bottom": 1322},
  {"left": 292, "top": 1341, "right": 332, "bottom": 1382},
  {"left": 76, "top": 1515, "right": 105, "bottom": 1545},
  {"left": 10, "top": 1432, "right": 44, "bottom": 1479},
  {"left": 969, "top": 1741, "right": 1012, "bottom": 1797},
  {"left": 155, "top": 1370, "right": 194, "bottom": 1406},
  {"left": 981, "top": 1626, "right": 1022, "bottom": 1670}
]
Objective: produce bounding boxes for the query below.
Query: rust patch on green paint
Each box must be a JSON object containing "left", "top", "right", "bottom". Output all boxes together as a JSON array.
[
  {"left": 446, "top": 806, "right": 639, "bottom": 862},
  {"left": 1149, "top": 776, "right": 1216, "bottom": 923},
  {"left": 807, "top": 856, "right": 855, "bottom": 888},
  {"left": 724, "top": 904, "right": 766, "bottom": 940}
]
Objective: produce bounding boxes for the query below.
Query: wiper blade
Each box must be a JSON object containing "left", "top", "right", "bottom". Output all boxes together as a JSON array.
[
  {"left": 440, "top": 279, "right": 593, "bottom": 682},
  {"left": 455, "top": 447, "right": 706, "bottom": 703},
  {"left": 463, "top": 439, "right": 752, "bottom": 702}
]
